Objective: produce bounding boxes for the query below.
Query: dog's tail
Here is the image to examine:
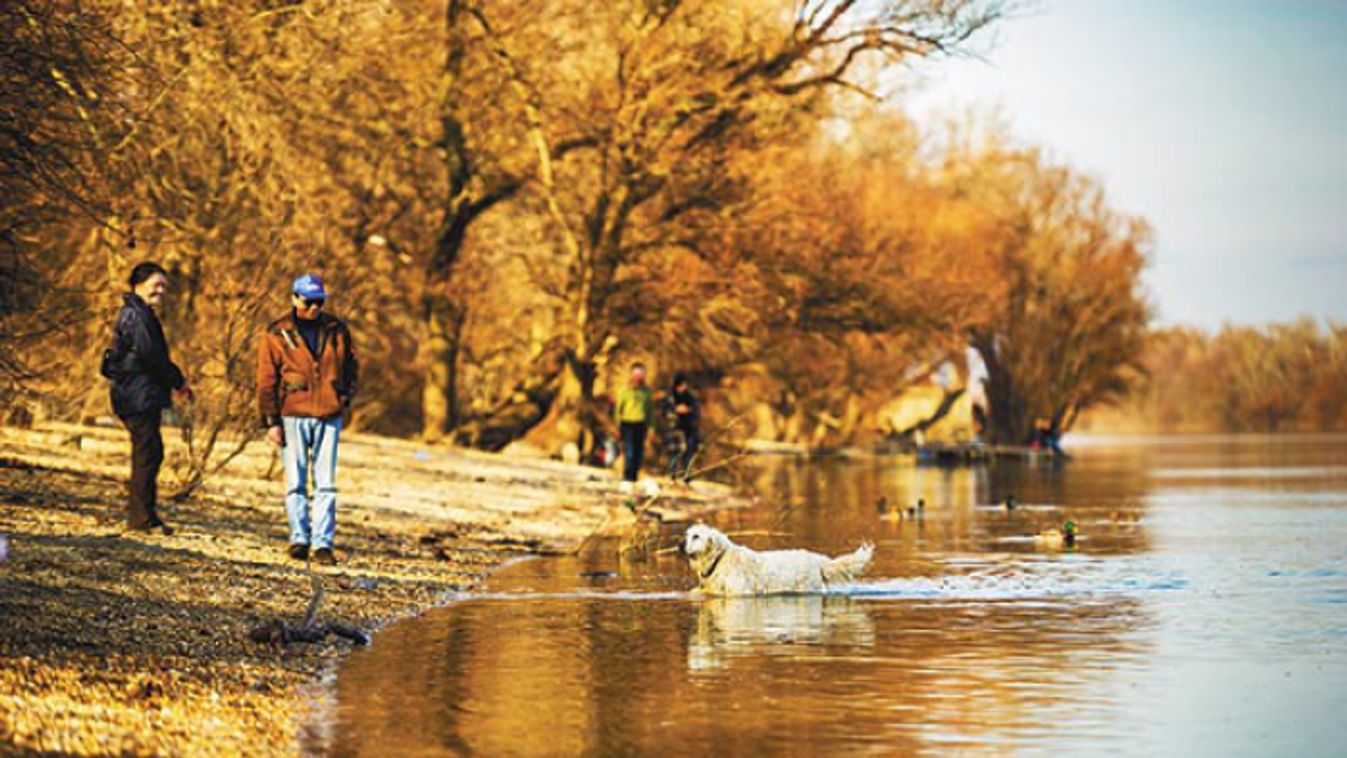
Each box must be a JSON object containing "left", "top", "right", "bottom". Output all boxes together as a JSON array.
[{"left": 822, "top": 541, "right": 874, "bottom": 584}]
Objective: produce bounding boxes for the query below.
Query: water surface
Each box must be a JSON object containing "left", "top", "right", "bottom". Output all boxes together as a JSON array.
[{"left": 321, "top": 436, "right": 1347, "bottom": 757}]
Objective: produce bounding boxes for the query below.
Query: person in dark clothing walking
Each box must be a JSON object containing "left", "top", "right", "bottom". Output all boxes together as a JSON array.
[
  {"left": 102, "top": 262, "right": 191, "bottom": 534},
  {"left": 664, "top": 373, "right": 701, "bottom": 482}
]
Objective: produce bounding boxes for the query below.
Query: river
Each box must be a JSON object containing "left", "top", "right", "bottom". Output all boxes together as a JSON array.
[{"left": 315, "top": 435, "right": 1347, "bottom": 757}]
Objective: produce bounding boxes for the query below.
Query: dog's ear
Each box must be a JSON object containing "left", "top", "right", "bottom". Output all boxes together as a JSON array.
[{"left": 707, "top": 527, "right": 729, "bottom": 548}]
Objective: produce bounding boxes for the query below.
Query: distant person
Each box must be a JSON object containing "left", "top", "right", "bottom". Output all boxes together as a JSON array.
[
  {"left": 257, "top": 274, "right": 359, "bottom": 565},
  {"left": 971, "top": 403, "right": 987, "bottom": 443},
  {"left": 664, "top": 373, "right": 701, "bottom": 482},
  {"left": 1028, "top": 418, "right": 1047, "bottom": 449},
  {"left": 614, "top": 363, "right": 654, "bottom": 483},
  {"left": 101, "top": 262, "right": 192, "bottom": 535},
  {"left": 1029, "top": 417, "right": 1065, "bottom": 456},
  {"left": 1045, "top": 426, "right": 1065, "bottom": 457},
  {"left": 586, "top": 395, "right": 619, "bottom": 469}
]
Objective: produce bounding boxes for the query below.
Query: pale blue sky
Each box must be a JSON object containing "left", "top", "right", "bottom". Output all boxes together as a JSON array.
[{"left": 906, "top": 0, "right": 1347, "bottom": 328}]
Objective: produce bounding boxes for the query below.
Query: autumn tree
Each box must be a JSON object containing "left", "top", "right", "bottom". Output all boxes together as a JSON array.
[
  {"left": 0, "top": 0, "right": 137, "bottom": 413},
  {"left": 470, "top": 0, "right": 1007, "bottom": 455},
  {"left": 6, "top": 0, "right": 1211, "bottom": 470},
  {"left": 1305, "top": 323, "right": 1347, "bottom": 429},
  {"left": 1093, "top": 321, "right": 1347, "bottom": 434},
  {"left": 5, "top": 1, "right": 387, "bottom": 482},
  {"left": 707, "top": 112, "right": 1001, "bottom": 447},
  {"left": 955, "top": 144, "right": 1151, "bottom": 444}
]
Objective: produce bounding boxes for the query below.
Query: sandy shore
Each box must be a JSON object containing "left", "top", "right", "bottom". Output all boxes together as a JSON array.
[{"left": 0, "top": 422, "right": 743, "bottom": 756}]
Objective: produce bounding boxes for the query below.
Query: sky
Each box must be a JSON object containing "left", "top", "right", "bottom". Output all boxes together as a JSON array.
[{"left": 905, "top": 0, "right": 1347, "bottom": 329}]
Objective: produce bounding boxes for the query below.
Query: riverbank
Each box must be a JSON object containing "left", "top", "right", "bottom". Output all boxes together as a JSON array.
[
  {"left": 0, "top": 422, "right": 744, "bottom": 756},
  {"left": 742, "top": 437, "right": 1063, "bottom": 464}
]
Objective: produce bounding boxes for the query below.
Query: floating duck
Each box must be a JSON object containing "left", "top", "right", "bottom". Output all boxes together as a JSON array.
[
  {"left": 902, "top": 498, "right": 926, "bottom": 519},
  {"left": 877, "top": 497, "right": 904, "bottom": 522},
  {"left": 1004, "top": 494, "right": 1017, "bottom": 511},
  {"left": 1035, "top": 521, "right": 1078, "bottom": 548}
]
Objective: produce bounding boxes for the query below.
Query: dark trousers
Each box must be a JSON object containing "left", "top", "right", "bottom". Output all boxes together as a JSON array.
[
  {"left": 121, "top": 409, "right": 164, "bottom": 528},
  {"left": 620, "top": 422, "right": 648, "bottom": 482},
  {"left": 676, "top": 428, "right": 700, "bottom": 480}
]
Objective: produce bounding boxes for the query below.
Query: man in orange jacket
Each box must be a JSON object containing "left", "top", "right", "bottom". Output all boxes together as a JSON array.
[{"left": 257, "top": 274, "right": 358, "bottom": 565}]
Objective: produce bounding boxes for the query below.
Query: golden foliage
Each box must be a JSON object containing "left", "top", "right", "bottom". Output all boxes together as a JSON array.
[
  {"left": 1096, "top": 321, "right": 1347, "bottom": 433},
  {"left": 2, "top": 0, "right": 1169, "bottom": 458}
]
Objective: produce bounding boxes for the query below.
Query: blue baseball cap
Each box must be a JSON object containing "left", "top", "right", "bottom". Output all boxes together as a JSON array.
[{"left": 292, "top": 274, "right": 326, "bottom": 299}]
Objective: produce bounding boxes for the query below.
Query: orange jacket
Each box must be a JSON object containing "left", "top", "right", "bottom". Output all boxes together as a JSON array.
[{"left": 257, "top": 312, "right": 358, "bottom": 426}]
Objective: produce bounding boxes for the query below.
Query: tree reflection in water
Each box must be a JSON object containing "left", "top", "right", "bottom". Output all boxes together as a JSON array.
[{"left": 327, "top": 438, "right": 1347, "bottom": 757}]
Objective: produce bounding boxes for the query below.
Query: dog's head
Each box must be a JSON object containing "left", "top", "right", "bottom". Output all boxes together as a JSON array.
[{"left": 682, "top": 523, "right": 730, "bottom": 576}]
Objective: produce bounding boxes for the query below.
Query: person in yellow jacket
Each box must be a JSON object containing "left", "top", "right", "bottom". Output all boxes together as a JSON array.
[{"left": 614, "top": 363, "right": 653, "bottom": 482}]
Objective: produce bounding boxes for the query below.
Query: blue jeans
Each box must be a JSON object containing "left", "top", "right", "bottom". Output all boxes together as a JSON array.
[{"left": 282, "top": 415, "right": 342, "bottom": 549}]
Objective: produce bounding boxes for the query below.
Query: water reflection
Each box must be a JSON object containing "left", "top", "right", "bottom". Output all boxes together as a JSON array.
[
  {"left": 325, "top": 436, "right": 1347, "bottom": 757},
  {"left": 329, "top": 588, "right": 1153, "bottom": 757},
  {"left": 687, "top": 595, "right": 874, "bottom": 671}
]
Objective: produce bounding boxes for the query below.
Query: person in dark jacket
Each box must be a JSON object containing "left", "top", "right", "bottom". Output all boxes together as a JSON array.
[
  {"left": 102, "top": 262, "right": 191, "bottom": 534},
  {"left": 664, "top": 373, "right": 701, "bottom": 482}
]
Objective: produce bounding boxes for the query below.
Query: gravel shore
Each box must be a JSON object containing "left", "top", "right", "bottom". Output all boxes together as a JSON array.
[{"left": 0, "top": 423, "right": 740, "bottom": 756}]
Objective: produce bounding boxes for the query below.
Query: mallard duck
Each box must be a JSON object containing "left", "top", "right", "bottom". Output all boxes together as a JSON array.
[
  {"left": 909, "top": 498, "right": 926, "bottom": 516},
  {"left": 877, "top": 496, "right": 904, "bottom": 522},
  {"left": 1035, "top": 521, "right": 1078, "bottom": 548}
]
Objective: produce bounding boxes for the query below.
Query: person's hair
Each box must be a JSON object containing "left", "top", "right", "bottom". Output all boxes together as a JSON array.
[
  {"left": 127, "top": 262, "right": 167, "bottom": 290},
  {"left": 631, "top": 362, "right": 646, "bottom": 371},
  {"left": 672, "top": 372, "right": 688, "bottom": 388}
]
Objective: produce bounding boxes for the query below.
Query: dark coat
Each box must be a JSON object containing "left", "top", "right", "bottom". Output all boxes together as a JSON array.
[
  {"left": 666, "top": 388, "right": 701, "bottom": 433},
  {"left": 105, "top": 293, "right": 185, "bottom": 418}
]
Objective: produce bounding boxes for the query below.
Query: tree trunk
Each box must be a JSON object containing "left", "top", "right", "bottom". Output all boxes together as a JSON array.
[
  {"left": 523, "top": 354, "right": 593, "bottom": 453},
  {"left": 897, "top": 388, "right": 967, "bottom": 437},
  {"left": 453, "top": 341, "right": 565, "bottom": 450},
  {"left": 420, "top": 291, "right": 466, "bottom": 441},
  {"left": 522, "top": 308, "right": 612, "bottom": 455},
  {"left": 833, "top": 394, "right": 864, "bottom": 446},
  {"left": 419, "top": 201, "right": 468, "bottom": 441},
  {"left": 974, "top": 333, "right": 1027, "bottom": 445},
  {"left": 420, "top": 0, "right": 509, "bottom": 442},
  {"left": 780, "top": 403, "right": 806, "bottom": 447}
]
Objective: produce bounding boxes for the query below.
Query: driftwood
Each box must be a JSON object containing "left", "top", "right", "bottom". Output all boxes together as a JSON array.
[{"left": 247, "top": 574, "right": 371, "bottom": 646}]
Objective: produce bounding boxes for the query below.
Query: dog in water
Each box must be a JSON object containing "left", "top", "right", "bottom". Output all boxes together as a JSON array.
[{"left": 681, "top": 523, "right": 874, "bottom": 596}]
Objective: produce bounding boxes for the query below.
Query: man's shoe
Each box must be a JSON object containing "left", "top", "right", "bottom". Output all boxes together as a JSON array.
[
  {"left": 313, "top": 547, "right": 336, "bottom": 566},
  {"left": 288, "top": 543, "right": 309, "bottom": 561}
]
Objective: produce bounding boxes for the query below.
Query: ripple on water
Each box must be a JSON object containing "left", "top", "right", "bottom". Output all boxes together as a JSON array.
[{"left": 829, "top": 571, "right": 1189, "bottom": 600}]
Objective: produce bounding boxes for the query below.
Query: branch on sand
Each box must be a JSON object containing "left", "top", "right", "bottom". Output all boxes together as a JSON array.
[{"left": 247, "top": 574, "right": 371, "bottom": 646}]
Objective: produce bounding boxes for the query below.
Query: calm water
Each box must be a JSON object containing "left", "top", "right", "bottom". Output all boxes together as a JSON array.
[{"left": 319, "top": 436, "right": 1347, "bottom": 757}]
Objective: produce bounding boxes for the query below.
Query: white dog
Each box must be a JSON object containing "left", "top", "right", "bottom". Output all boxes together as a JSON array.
[{"left": 681, "top": 523, "right": 874, "bottom": 596}]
